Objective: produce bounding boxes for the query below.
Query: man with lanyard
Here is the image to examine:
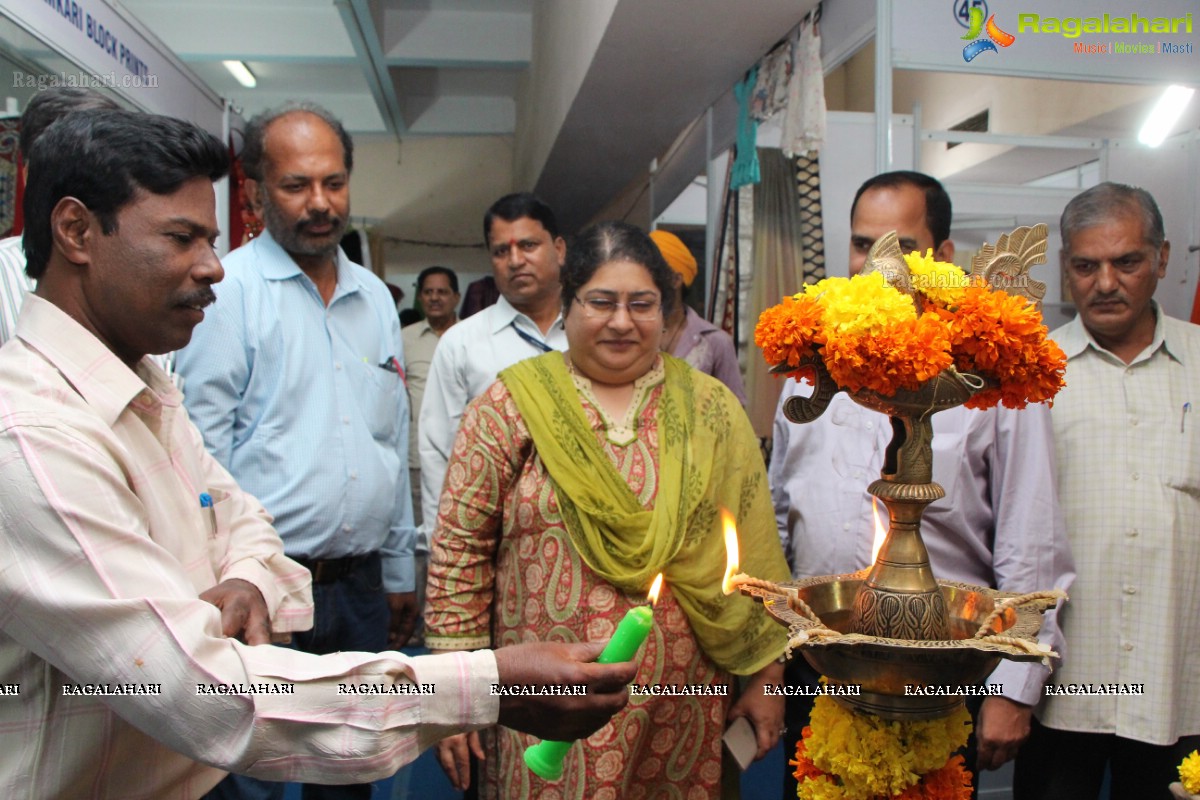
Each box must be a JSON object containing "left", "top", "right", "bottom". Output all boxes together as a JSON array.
[
  {"left": 419, "top": 192, "right": 567, "bottom": 535},
  {"left": 177, "top": 101, "right": 417, "bottom": 800}
]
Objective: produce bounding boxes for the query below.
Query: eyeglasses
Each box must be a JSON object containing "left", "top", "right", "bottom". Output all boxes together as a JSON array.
[{"left": 574, "top": 295, "right": 662, "bottom": 321}]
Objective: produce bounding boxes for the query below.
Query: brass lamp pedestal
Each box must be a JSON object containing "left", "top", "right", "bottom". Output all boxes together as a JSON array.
[{"left": 844, "top": 368, "right": 984, "bottom": 641}]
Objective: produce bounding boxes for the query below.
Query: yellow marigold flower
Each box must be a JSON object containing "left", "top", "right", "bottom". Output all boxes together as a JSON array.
[
  {"left": 1181, "top": 749, "right": 1200, "bottom": 794},
  {"left": 904, "top": 249, "right": 970, "bottom": 305},
  {"left": 804, "top": 272, "right": 916, "bottom": 336},
  {"left": 804, "top": 695, "right": 971, "bottom": 799}
]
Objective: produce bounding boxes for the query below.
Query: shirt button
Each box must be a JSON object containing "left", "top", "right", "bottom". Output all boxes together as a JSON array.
[
  {"left": 865, "top": 422, "right": 873, "bottom": 430},
  {"left": 1123, "top": 585, "right": 1137, "bottom": 595},
  {"left": 843, "top": 523, "right": 851, "bottom": 531},
  {"left": 1129, "top": 416, "right": 1138, "bottom": 426},
  {"left": 342, "top": 524, "right": 352, "bottom": 532},
  {"left": 335, "top": 362, "right": 343, "bottom": 371},
  {"left": 342, "top": 416, "right": 350, "bottom": 425},
  {"left": 1127, "top": 528, "right": 1139, "bottom": 538},
  {"left": 1131, "top": 472, "right": 1140, "bottom": 481},
  {"left": 349, "top": 470, "right": 358, "bottom": 480},
  {"left": 1122, "top": 643, "right": 1134, "bottom": 651}
]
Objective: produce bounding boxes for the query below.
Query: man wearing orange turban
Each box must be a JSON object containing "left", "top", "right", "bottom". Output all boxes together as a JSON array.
[{"left": 649, "top": 229, "right": 747, "bottom": 405}]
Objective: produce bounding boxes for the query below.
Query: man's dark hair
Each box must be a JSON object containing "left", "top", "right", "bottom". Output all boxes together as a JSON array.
[
  {"left": 850, "top": 171, "right": 952, "bottom": 247},
  {"left": 417, "top": 265, "right": 460, "bottom": 294},
  {"left": 240, "top": 101, "right": 353, "bottom": 182},
  {"left": 483, "top": 192, "right": 560, "bottom": 243},
  {"left": 19, "top": 87, "right": 121, "bottom": 160},
  {"left": 1060, "top": 182, "right": 1165, "bottom": 252},
  {"left": 562, "top": 221, "right": 677, "bottom": 320},
  {"left": 23, "top": 110, "right": 229, "bottom": 280}
]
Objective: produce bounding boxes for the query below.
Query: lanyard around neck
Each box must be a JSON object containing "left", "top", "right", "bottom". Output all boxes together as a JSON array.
[{"left": 513, "top": 323, "right": 554, "bottom": 353}]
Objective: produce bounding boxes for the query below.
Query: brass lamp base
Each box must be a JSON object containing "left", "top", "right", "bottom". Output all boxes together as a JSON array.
[{"left": 739, "top": 574, "right": 1058, "bottom": 719}]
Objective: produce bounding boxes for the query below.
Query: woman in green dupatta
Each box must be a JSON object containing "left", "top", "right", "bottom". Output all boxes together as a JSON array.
[{"left": 425, "top": 221, "right": 791, "bottom": 799}]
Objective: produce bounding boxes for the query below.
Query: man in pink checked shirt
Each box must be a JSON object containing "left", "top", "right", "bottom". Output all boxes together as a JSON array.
[{"left": 0, "top": 109, "right": 634, "bottom": 798}]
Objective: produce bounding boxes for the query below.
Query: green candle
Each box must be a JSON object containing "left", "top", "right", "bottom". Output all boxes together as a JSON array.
[{"left": 523, "top": 603, "right": 655, "bottom": 781}]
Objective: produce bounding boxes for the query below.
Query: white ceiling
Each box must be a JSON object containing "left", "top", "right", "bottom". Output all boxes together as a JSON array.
[{"left": 120, "top": 0, "right": 533, "bottom": 136}]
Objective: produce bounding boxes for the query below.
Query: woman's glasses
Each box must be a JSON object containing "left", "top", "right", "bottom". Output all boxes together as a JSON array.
[{"left": 574, "top": 295, "right": 662, "bottom": 321}]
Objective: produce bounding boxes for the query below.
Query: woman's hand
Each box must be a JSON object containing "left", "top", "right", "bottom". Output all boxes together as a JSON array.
[
  {"left": 726, "top": 660, "right": 785, "bottom": 761},
  {"left": 434, "top": 730, "right": 485, "bottom": 791}
]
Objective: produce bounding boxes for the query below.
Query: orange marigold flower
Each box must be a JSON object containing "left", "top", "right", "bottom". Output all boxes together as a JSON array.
[
  {"left": 791, "top": 735, "right": 827, "bottom": 783},
  {"left": 894, "top": 755, "right": 974, "bottom": 800},
  {"left": 755, "top": 295, "right": 824, "bottom": 372}
]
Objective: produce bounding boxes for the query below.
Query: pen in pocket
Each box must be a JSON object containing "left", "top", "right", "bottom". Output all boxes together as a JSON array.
[
  {"left": 1183, "top": 402, "right": 1192, "bottom": 434},
  {"left": 200, "top": 492, "right": 217, "bottom": 534}
]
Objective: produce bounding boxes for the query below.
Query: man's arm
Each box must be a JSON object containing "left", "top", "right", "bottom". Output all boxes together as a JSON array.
[
  {"left": 767, "top": 380, "right": 796, "bottom": 571},
  {"left": 706, "top": 330, "right": 749, "bottom": 407},
  {"left": 0, "top": 420, "right": 630, "bottom": 782},
  {"left": 186, "top": 413, "right": 314, "bottom": 635},
  {"left": 979, "top": 402, "right": 1075, "bottom": 769},
  {"left": 381, "top": 306, "right": 418, "bottom": 647}
]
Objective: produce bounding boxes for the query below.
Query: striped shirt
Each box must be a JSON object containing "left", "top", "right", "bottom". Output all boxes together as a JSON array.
[
  {"left": 1041, "top": 308, "right": 1200, "bottom": 744},
  {"left": 0, "top": 295, "right": 499, "bottom": 797}
]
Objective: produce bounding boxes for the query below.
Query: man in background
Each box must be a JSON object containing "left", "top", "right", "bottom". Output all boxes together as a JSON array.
[
  {"left": 0, "top": 87, "right": 120, "bottom": 345},
  {"left": 770, "top": 170, "right": 1074, "bottom": 798},
  {"left": 177, "top": 101, "right": 417, "bottom": 800},
  {"left": 402, "top": 265, "right": 460, "bottom": 644},
  {"left": 419, "top": 192, "right": 567, "bottom": 534},
  {"left": 1015, "top": 183, "right": 1200, "bottom": 799}
]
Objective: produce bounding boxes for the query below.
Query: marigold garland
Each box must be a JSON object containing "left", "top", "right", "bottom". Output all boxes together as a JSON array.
[
  {"left": 1181, "top": 749, "right": 1200, "bottom": 794},
  {"left": 754, "top": 250, "right": 1066, "bottom": 410},
  {"left": 791, "top": 695, "right": 974, "bottom": 800}
]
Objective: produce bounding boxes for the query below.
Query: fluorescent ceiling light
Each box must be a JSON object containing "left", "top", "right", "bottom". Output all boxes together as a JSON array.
[
  {"left": 222, "top": 60, "right": 257, "bottom": 89},
  {"left": 1138, "top": 84, "right": 1194, "bottom": 147}
]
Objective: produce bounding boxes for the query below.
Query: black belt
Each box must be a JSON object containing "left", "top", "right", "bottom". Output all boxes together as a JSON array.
[{"left": 294, "top": 552, "right": 377, "bottom": 584}]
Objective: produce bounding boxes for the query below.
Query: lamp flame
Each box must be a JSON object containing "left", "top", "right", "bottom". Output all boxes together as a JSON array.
[
  {"left": 648, "top": 573, "right": 664, "bottom": 606},
  {"left": 720, "top": 509, "right": 740, "bottom": 595},
  {"left": 870, "top": 498, "right": 887, "bottom": 564}
]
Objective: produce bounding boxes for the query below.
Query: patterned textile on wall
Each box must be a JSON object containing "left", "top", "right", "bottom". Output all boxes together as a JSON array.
[
  {"left": 796, "top": 154, "right": 826, "bottom": 281},
  {"left": 0, "top": 119, "right": 19, "bottom": 237},
  {"left": 712, "top": 148, "right": 826, "bottom": 439}
]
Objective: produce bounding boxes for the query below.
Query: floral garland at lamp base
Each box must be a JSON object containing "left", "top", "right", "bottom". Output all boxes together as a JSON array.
[{"left": 791, "top": 694, "right": 972, "bottom": 800}]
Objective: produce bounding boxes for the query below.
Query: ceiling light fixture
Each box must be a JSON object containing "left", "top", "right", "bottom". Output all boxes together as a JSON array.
[
  {"left": 222, "top": 60, "right": 257, "bottom": 89},
  {"left": 1137, "top": 84, "right": 1194, "bottom": 147}
]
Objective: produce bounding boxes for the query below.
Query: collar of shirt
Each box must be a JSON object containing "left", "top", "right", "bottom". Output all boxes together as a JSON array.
[
  {"left": 409, "top": 319, "right": 437, "bottom": 339},
  {"left": 1056, "top": 301, "right": 1182, "bottom": 366},
  {"left": 488, "top": 295, "right": 563, "bottom": 338},
  {"left": 15, "top": 294, "right": 178, "bottom": 428},
  {"left": 252, "top": 230, "right": 366, "bottom": 304}
]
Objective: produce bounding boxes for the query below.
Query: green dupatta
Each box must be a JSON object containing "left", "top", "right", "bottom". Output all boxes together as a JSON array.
[{"left": 500, "top": 352, "right": 788, "bottom": 675}]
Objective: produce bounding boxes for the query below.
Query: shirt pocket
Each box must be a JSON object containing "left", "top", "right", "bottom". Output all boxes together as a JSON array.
[
  {"left": 1164, "top": 420, "right": 1200, "bottom": 497},
  {"left": 355, "top": 361, "right": 404, "bottom": 442},
  {"left": 205, "top": 487, "right": 234, "bottom": 565}
]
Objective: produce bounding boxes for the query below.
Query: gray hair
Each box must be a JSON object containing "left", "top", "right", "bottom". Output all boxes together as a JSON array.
[
  {"left": 1060, "top": 182, "right": 1165, "bottom": 252},
  {"left": 240, "top": 101, "right": 353, "bottom": 181}
]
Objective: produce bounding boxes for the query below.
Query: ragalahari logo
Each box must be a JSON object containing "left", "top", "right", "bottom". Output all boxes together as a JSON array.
[{"left": 961, "top": 5, "right": 1017, "bottom": 61}]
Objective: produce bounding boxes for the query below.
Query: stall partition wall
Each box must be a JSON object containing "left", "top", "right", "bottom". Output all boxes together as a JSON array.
[{"left": 0, "top": 0, "right": 231, "bottom": 255}]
